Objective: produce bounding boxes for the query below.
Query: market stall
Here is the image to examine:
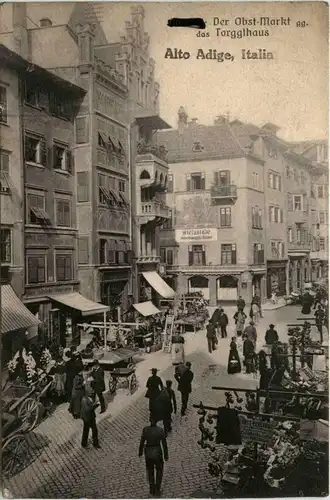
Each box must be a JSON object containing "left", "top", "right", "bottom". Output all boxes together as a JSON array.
[{"left": 174, "top": 292, "right": 209, "bottom": 334}]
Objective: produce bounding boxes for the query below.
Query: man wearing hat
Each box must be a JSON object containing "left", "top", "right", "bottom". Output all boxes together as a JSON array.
[
  {"left": 243, "top": 320, "right": 257, "bottom": 348},
  {"left": 80, "top": 386, "right": 100, "bottom": 449},
  {"left": 176, "top": 361, "right": 194, "bottom": 416},
  {"left": 265, "top": 324, "right": 279, "bottom": 346},
  {"left": 145, "top": 368, "right": 163, "bottom": 416},
  {"left": 91, "top": 360, "right": 106, "bottom": 413}
]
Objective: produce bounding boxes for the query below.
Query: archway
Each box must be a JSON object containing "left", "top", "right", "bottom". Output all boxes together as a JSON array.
[
  {"left": 140, "top": 169, "right": 150, "bottom": 180},
  {"left": 217, "top": 275, "right": 238, "bottom": 302},
  {"left": 188, "top": 276, "right": 209, "bottom": 300}
]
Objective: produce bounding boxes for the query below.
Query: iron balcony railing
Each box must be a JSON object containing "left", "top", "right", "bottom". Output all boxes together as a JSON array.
[{"left": 210, "top": 184, "right": 238, "bottom": 198}]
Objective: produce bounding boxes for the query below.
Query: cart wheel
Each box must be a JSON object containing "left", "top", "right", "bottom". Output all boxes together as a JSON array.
[
  {"left": 130, "top": 373, "right": 138, "bottom": 394},
  {"left": 18, "top": 397, "right": 39, "bottom": 431},
  {"left": 109, "top": 376, "right": 117, "bottom": 394},
  {"left": 2, "top": 434, "right": 29, "bottom": 477}
]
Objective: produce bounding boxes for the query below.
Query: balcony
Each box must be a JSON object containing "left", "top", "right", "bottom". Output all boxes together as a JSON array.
[
  {"left": 210, "top": 184, "right": 238, "bottom": 205},
  {"left": 138, "top": 201, "right": 171, "bottom": 225},
  {"left": 288, "top": 240, "right": 311, "bottom": 253},
  {"left": 137, "top": 143, "right": 168, "bottom": 163}
]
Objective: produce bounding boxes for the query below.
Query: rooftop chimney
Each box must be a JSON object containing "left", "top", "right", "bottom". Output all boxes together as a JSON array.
[
  {"left": 178, "top": 106, "right": 188, "bottom": 134},
  {"left": 13, "top": 3, "right": 30, "bottom": 60}
]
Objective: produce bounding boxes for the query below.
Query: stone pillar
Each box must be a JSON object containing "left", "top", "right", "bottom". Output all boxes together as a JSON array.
[
  {"left": 239, "top": 272, "right": 253, "bottom": 305},
  {"left": 141, "top": 229, "right": 146, "bottom": 256},
  {"left": 260, "top": 275, "right": 267, "bottom": 303},
  {"left": 292, "top": 260, "right": 298, "bottom": 290},
  {"left": 209, "top": 276, "right": 217, "bottom": 306}
]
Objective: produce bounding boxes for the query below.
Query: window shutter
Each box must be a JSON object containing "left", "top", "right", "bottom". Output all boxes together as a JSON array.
[
  {"left": 77, "top": 171, "right": 89, "bottom": 202},
  {"left": 0, "top": 151, "right": 9, "bottom": 172},
  {"left": 258, "top": 209, "right": 262, "bottom": 228},
  {"left": 201, "top": 172, "right": 205, "bottom": 190},
  {"left": 40, "top": 139, "right": 47, "bottom": 166},
  {"left": 78, "top": 237, "right": 89, "bottom": 264},
  {"left": 214, "top": 171, "right": 219, "bottom": 184},
  {"left": 67, "top": 149, "right": 74, "bottom": 175},
  {"left": 288, "top": 195, "right": 293, "bottom": 211},
  {"left": 280, "top": 209, "right": 283, "bottom": 223},
  {"left": 269, "top": 206, "right": 272, "bottom": 222},
  {"left": 186, "top": 174, "right": 191, "bottom": 191},
  {"left": 75, "top": 117, "right": 89, "bottom": 144},
  {"left": 167, "top": 249, "right": 173, "bottom": 265},
  {"left": 252, "top": 207, "right": 255, "bottom": 226},
  {"left": 232, "top": 244, "right": 237, "bottom": 265}
]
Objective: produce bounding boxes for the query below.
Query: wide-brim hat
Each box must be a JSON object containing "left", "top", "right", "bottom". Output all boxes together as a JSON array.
[{"left": 269, "top": 324, "right": 275, "bottom": 328}]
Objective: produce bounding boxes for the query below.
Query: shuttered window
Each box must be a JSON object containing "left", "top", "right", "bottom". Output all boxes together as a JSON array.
[
  {"left": 221, "top": 244, "right": 236, "bottom": 265},
  {"left": 75, "top": 117, "right": 89, "bottom": 144},
  {"left": 167, "top": 173, "right": 173, "bottom": 193},
  {"left": 78, "top": 237, "right": 89, "bottom": 264},
  {"left": 0, "top": 150, "right": 9, "bottom": 172},
  {"left": 27, "top": 256, "right": 46, "bottom": 284},
  {"left": 56, "top": 254, "right": 72, "bottom": 281},
  {"left": 56, "top": 199, "right": 71, "bottom": 227},
  {"left": 77, "top": 171, "right": 89, "bottom": 202}
]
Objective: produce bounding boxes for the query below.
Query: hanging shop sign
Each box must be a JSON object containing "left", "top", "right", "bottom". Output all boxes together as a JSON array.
[
  {"left": 238, "top": 415, "right": 276, "bottom": 444},
  {"left": 175, "top": 228, "right": 217, "bottom": 243}
]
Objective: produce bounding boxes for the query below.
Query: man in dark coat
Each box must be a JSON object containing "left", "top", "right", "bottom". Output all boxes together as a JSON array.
[
  {"left": 265, "top": 324, "right": 279, "bottom": 345},
  {"left": 80, "top": 387, "right": 100, "bottom": 449},
  {"left": 206, "top": 321, "right": 217, "bottom": 353},
  {"left": 218, "top": 309, "right": 229, "bottom": 338},
  {"left": 139, "top": 417, "right": 169, "bottom": 496},
  {"left": 210, "top": 306, "right": 222, "bottom": 336},
  {"left": 155, "top": 380, "right": 177, "bottom": 435},
  {"left": 236, "top": 296, "right": 246, "bottom": 311},
  {"left": 177, "top": 362, "right": 194, "bottom": 416},
  {"left": 315, "top": 305, "right": 325, "bottom": 343},
  {"left": 91, "top": 360, "right": 106, "bottom": 413}
]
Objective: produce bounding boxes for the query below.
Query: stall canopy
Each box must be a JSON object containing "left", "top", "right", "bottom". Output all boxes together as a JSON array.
[
  {"left": 1, "top": 285, "right": 40, "bottom": 335},
  {"left": 133, "top": 301, "right": 161, "bottom": 317},
  {"left": 142, "top": 271, "right": 176, "bottom": 299},
  {"left": 48, "top": 292, "right": 110, "bottom": 316}
]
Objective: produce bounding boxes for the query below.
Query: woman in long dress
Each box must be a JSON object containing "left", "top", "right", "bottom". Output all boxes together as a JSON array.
[
  {"left": 227, "top": 337, "right": 241, "bottom": 374},
  {"left": 69, "top": 370, "right": 85, "bottom": 419}
]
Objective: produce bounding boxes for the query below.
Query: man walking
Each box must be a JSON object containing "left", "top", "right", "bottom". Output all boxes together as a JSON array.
[
  {"left": 218, "top": 309, "right": 229, "bottom": 338},
  {"left": 206, "top": 321, "right": 217, "bottom": 353},
  {"left": 139, "top": 417, "right": 169, "bottom": 497},
  {"left": 80, "top": 387, "right": 101, "bottom": 449},
  {"left": 243, "top": 320, "right": 257, "bottom": 348},
  {"left": 91, "top": 360, "right": 106, "bottom": 413},
  {"left": 315, "top": 305, "right": 325, "bottom": 343},
  {"left": 210, "top": 305, "right": 222, "bottom": 336},
  {"left": 155, "top": 380, "right": 177, "bottom": 435},
  {"left": 176, "top": 362, "right": 194, "bottom": 416},
  {"left": 236, "top": 296, "right": 246, "bottom": 311}
]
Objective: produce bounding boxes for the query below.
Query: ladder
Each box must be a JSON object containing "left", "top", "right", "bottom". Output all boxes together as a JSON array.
[{"left": 162, "top": 314, "right": 174, "bottom": 353}]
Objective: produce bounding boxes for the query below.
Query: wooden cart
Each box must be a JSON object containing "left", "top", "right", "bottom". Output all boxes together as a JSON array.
[
  {"left": 82, "top": 347, "right": 138, "bottom": 395},
  {"left": 2, "top": 412, "right": 30, "bottom": 478},
  {"left": 2, "top": 375, "right": 53, "bottom": 433}
]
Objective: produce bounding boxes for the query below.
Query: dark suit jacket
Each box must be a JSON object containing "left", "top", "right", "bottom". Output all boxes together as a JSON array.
[
  {"left": 92, "top": 367, "right": 105, "bottom": 393},
  {"left": 80, "top": 396, "right": 97, "bottom": 423},
  {"left": 178, "top": 369, "right": 194, "bottom": 394},
  {"left": 138, "top": 424, "right": 168, "bottom": 461}
]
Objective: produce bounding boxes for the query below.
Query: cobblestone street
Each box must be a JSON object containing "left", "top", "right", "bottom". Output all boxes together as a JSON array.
[{"left": 4, "top": 306, "right": 306, "bottom": 498}]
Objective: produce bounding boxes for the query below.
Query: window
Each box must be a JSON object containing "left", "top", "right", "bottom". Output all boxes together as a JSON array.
[
  {"left": 53, "top": 144, "right": 73, "bottom": 172},
  {"left": 187, "top": 172, "right": 205, "bottom": 191},
  {"left": 99, "top": 239, "right": 107, "bottom": 265},
  {"left": 27, "top": 255, "right": 46, "bottom": 284},
  {"left": 24, "top": 135, "right": 47, "bottom": 165},
  {"left": 296, "top": 225, "right": 301, "bottom": 243},
  {"left": 274, "top": 207, "right": 279, "bottom": 223},
  {"left": 221, "top": 244, "right": 236, "bottom": 265},
  {"left": 0, "top": 149, "right": 9, "bottom": 172},
  {"left": 162, "top": 211, "right": 173, "bottom": 230},
  {"left": 56, "top": 254, "right": 72, "bottom": 281},
  {"left": 293, "top": 195, "right": 303, "bottom": 211},
  {"left": 0, "top": 86, "right": 7, "bottom": 123},
  {"left": 77, "top": 172, "right": 89, "bottom": 202},
  {"left": 167, "top": 173, "right": 173, "bottom": 193},
  {"left": 166, "top": 249, "right": 173, "bottom": 265},
  {"left": 252, "top": 172, "right": 260, "bottom": 190},
  {"left": 188, "top": 245, "right": 206, "bottom": 266},
  {"left": 319, "top": 212, "right": 325, "bottom": 225},
  {"left": 0, "top": 228, "right": 11, "bottom": 263},
  {"left": 117, "top": 241, "right": 126, "bottom": 265},
  {"left": 267, "top": 147, "right": 277, "bottom": 159},
  {"left": 253, "top": 243, "right": 264, "bottom": 264},
  {"left": 75, "top": 117, "right": 89, "bottom": 144},
  {"left": 268, "top": 171, "right": 281, "bottom": 191},
  {"left": 317, "top": 185, "right": 325, "bottom": 198},
  {"left": 252, "top": 207, "right": 262, "bottom": 228},
  {"left": 271, "top": 241, "right": 278, "bottom": 258},
  {"left": 215, "top": 170, "right": 231, "bottom": 186},
  {"left": 78, "top": 237, "right": 89, "bottom": 264},
  {"left": 220, "top": 207, "right": 231, "bottom": 227},
  {"left": 288, "top": 228, "right": 293, "bottom": 243},
  {"left": 160, "top": 247, "right": 166, "bottom": 263},
  {"left": 56, "top": 199, "right": 71, "bottom": 227},
  {"left": 320, "top": 238, "right": 325, "bottom": 251},
  {"left": 25, "top": 82, "right": 39, "bottom": 107},
  {"left": 49, "top": 92, "right": 71, "bottom": 119},
  {"left": 269, "top": 206, "right": 275, "bottom": 223},
  {"left": 27, "top": 193, "right": 51, "bottom": 224},
  {"left": 193, "top": 141, "right": 203, "bottom": 152},
  {"left": 118, "top": 180, "right": 125, "bottom": 192},
  {"left": 99, "top": 174, "right": 108, "bottom": 204}
]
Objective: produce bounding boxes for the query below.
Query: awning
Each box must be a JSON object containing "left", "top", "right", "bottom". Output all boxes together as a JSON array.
[
  {"left": 288, "top": 252, "right": 309, "bottom": 257},
  {"left": 1, "top": 285, "right": 40, "bottom": 335},
  {"left": 48, "top": 292, "right": 109, "bottom": 316},
  {"left": 135, "top": 114, "right": 171, "bottom": 130},
  {"left": 133, "top": 301, "right": 160, "bottom": 317},
  {"left": 142, "top": 271, "right": 176, "bottom": 299}
]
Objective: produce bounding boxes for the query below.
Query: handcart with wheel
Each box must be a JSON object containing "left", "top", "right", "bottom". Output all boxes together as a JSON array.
[
  {"left": 2, "top": 412, "right": 30, "bottom": 478},
  {"left": 82, "top": 347, "right": 138, "bottom": 395}
]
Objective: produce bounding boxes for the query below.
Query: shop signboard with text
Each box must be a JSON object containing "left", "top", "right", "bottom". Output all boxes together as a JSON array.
[{"left": 175, "top": 228, "right": 217, "bottom": 243}]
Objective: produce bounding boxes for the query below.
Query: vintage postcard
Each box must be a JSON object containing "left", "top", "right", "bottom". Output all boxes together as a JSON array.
[{"left": 0, "top": 1, "right": 328, "bottom": 499}]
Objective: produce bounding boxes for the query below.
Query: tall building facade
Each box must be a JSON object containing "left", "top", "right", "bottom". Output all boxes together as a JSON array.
[{"left": 157, "top": 110, "right": 327, "bottom": 304}]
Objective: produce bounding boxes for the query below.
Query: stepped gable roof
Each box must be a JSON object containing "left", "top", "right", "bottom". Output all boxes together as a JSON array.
[
  {"left": 68, "top": 2, "right": 108, "bottom": 46},
  {"left": 156, "top": 121, "right": 257, "bottom": 163}
]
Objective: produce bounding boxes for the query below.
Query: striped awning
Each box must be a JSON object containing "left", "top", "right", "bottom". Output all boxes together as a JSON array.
[
  {"left": 48, "top": 292, "right": 109, "bottom": 316},
  {"left": 1, "top": 285, "right": 40, "bottom": 335},
  {"left": 142, "top": 271, "right": 176, "bottom": 299}
]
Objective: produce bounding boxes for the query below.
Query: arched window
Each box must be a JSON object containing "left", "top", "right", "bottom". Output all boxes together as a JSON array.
[
  {"left": 160, "top": 173, "right": 164, "bottom": 184},
  {"left": 189, "top": 276, "right": 209, "bottom": 288},
  {"left": 140, "top": 170, "right": 150, "bottom": 180}
]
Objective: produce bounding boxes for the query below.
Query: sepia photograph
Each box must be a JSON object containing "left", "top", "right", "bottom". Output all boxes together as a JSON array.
[{"left": 0, "top": 1, "right": 328, "bottom": 498}]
